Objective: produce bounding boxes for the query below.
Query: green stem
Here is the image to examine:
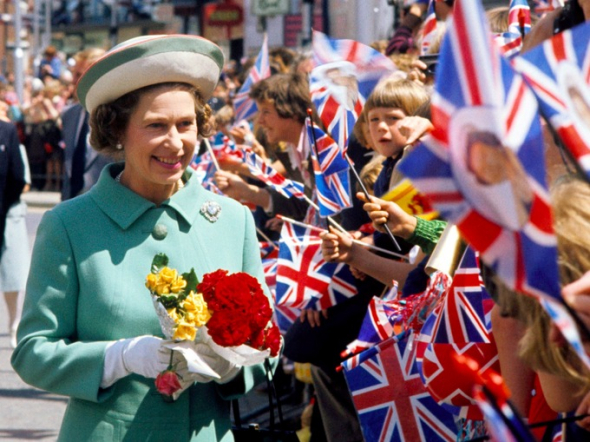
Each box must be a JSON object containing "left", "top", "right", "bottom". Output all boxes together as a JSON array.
[{"left": 167, "top": 349, "right": 174, "bottom": 370}]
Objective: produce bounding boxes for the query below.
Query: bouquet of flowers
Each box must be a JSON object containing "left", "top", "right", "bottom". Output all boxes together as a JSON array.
[
  {"left": 196, "top": 269, "right": 281, "bottom": 364},
  {"left": 145, "top": 253, "right": 281, "bottom": 399}
]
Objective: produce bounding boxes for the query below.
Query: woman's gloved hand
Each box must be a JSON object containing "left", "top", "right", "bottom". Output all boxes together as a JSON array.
[
  {"left": 192, "top": 342, "right": 242, "bottom": 384},
  {"left": 101, "top": 335, "right": 172, "bottom": 388}
]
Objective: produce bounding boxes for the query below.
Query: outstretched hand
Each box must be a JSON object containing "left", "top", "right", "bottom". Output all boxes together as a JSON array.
[
  {"left": 357, "top": 192, "right": 417, "bottom": 240},
  {"left": 319, "top": 227, "right": 360, "bottom": 264}
]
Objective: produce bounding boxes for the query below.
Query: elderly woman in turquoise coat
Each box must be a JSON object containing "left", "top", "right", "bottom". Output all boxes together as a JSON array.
[{"left": 11, "top": 35, "right": 279, "bottom": 441}]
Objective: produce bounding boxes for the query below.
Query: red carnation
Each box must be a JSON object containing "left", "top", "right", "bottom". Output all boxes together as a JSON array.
[
  {"left": 197, "top": 269, "right": 228, "bottom": 302},
  {"left": 264, "top": 324, "right": 282, "bottom": 357},
  {"left": 207, "top": 314, "right": 251, "bottom": 346}
]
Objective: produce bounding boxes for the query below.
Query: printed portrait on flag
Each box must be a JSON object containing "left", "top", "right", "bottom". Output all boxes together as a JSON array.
[
  {"left": 311, "top": 61, "right": 360, "bottom": 111},
  {"left": 558, "top": 62, "right": 590, "bottom": 144},
  {"left": 449, "top": 108, "right": 533, "bottom": 231}
]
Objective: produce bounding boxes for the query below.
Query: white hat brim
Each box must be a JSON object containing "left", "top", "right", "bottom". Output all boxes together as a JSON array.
[{"left": 77, "top": 35, "right": 224, "bottom": 114}]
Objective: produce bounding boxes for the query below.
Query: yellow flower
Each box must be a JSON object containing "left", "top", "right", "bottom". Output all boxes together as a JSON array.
[
  {"left": 155, "top": 281, "right": 171, "bottom": 296},
  {"left": 167, "top": 308, "right": 181, "bottom": 324},
  {"left": 170, "top": 275, "right": 187, "bottom": 293},
  {"left": 182, "top": 292, "right": 211, "bottom": 327},
  {"left": 174, "top": 322, "right": 197, "bottom": 341},
  {"left": 158, "top": 267, "right": 177, "bottom": 284},
  {"left": 145, "top": 273, "right": 158, "bottom": 291}
]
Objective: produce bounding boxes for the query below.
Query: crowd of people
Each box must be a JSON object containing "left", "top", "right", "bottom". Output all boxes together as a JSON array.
[{"left": 3, "top": 0, "right": 590, "bottom": 441}]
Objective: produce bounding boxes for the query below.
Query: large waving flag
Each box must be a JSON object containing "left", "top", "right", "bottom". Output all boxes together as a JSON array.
[
  {"left": 276, "top": 222, "right": 357, "bottom": 311},
  {"left": 342, "top": 332, "right": 458, "bottom": 442},
  {"left": 233, "top": 34, "right": 271, "bottom": 122},
  {"left": 243, "top": 150, "right": 306, "bottom": 199},
  {"left": 399, "top": 0, "right": 590, "bottom": 369},
  {"left": 311, "top": 30, "right": 397, "bottom": 151},
  {"left": 306, "top": 119, "right": 352, "bottom": 216},
  {"left": 513, "top": 21, "right": 590, "bottom": 180}
]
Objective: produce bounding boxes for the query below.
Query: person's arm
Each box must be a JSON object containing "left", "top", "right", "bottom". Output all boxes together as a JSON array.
[
  {"left": 320, "top": 227, "right": 419, "bottom": 287},
  {"left": 214, "top": 169, "right": 272, "bottom": 210},
  {"left": 385, "top": 3, "right": 428, "bottom": 55},
  {"left": 521, "top": 8, "right": 561, "bottom": 53},
  {"left": 358, "top": 192, "right": 446, "bottom": 255},
  {"left": 11, "top": 210, "right": 112, "bottom": 403},
  {"left": 491, "top": 305, "right": 536, "bottom": 416}
]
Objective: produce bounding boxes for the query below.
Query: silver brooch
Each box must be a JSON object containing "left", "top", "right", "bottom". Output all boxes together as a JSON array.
[{"left": 200, "top": 201, "right": 222, "bottom": 223}]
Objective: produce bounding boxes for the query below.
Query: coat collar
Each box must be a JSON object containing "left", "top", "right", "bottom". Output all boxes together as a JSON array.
[{"left": 90, "top": 162, "right": 205, "bottom": 230}]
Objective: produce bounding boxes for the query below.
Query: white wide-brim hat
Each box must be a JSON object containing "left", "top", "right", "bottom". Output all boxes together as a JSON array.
[{"left": 77, "top": 34, "right": 225, "bottom": 114}]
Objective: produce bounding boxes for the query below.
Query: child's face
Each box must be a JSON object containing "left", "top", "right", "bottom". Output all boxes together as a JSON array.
[{"left": 367, "top": 107, "right": 408, "bottom": 158}]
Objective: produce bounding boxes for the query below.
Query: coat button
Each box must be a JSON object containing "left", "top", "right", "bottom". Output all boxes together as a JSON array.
[{"left": 152, "top": 224, "right": 168, "bottom": 240}]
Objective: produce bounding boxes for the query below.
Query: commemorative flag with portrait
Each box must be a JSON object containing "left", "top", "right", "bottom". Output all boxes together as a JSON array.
[
  {"left": 310, "top": 30, "right": 397, "bottom": 152},
  {"left": 398, "top": 0, "right": 590, "bottom": 369},
  {"left": 513, "top": 20, "right": 590, "bottom": 181}
]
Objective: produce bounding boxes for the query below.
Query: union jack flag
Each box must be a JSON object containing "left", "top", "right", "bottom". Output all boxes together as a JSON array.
[
  {"left": 276, "top": 222, "right": 357, "bottom": 311},
  {"left": 342, "top": 332, "right": 458, "bottom": 442},
  {"left": 233, "top": 34, "right": 271, "bottom": 122},
  {"left": 342, "top": 296, "right": 403, "bottom": 358},
  {"left": 513, "top": 21, "right": 590, "bottom": 180},
  {"left": 190, "top": 152, "right": 223, "bottom": 195},
  {"left": 493, "top": 0, "right": 531, "bottom": 58},
  {"left": 399, "top": 0, "right": 590, "bottom": 373},
  {"left": 311, "top": 30, "right": 397, "bottom": 152},
  {"left": 243, "top": 150, "right": 306, "bottom": 199},
  {"left": 421, "top": 248, "right": 500, "bottom": 409},
  {"left": 508, "top": 0, "right": 531, "bottom": 37},
  {"left": 398, "top": 0, "right": 561, "bottom": 304},
  {"left": 421, "top": 0, "right": 437, "bottom": 56},
  {"left": 306, "top": 119, "right": 352, "bottom": 216},
  {"left": 210, "top": 132, "right": 245, "bottom": 164}
]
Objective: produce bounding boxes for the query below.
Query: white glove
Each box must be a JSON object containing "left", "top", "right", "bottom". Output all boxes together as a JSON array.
[
  {"left": 101, "top": 335, "right": 172, "bottom": 388},
  {"left": 193, "top": 342, "right": 242, "bottom": 384}
]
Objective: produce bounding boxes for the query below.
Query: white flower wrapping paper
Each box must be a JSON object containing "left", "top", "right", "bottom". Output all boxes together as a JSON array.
[
  {"left": 152, "top": 295, "right": 178, "bottom": 340},
  {"left": 199, "top": 327, "right": 271, "bottom": 367}
]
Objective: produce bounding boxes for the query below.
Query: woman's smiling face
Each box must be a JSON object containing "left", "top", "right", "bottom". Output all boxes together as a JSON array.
[{"left": 120, "top": 85, "right": 198, "bottom": 203}]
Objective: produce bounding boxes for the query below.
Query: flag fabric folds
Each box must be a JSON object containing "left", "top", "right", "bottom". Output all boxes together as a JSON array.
[
  {"left": 243, "top": 150, "right": 306, "bottom": 199},
  {"left": 399, "top": 0, "right": 590, "bottom": 369},
  {"left": 513, "top": 21, "right": 590, "bottom": 180},
  {"left": 276, "top": 222, "right": 357, "bottom": 311},
  {"left": 306, "top": 119, "right": 352, "bottom": 216},
  {"left": 342, "top": 332, "right": 458, "bottom": 442},
  {"left": 233, "top": 34, "right": 271, "bottom": 122},
  {"left": 310, "top": 30, "right": 397, "bottom": 151}
]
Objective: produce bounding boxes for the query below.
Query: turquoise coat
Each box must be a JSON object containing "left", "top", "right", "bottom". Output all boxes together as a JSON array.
[{"left": 12, "top": 163, "right": 275, "bottom": 441}]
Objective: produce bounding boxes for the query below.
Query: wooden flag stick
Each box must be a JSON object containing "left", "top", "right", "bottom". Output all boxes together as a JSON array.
[
  {"left": 277, "top": 214, "right": 411, "bottom": 262},
  {"left": 203, "top": 138, "right": 221, "bottom": 171}
]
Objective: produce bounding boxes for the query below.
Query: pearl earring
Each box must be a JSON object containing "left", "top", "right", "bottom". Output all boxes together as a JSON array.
[{"left": 116, "top": 142, "right": 123, "bottom": 150}]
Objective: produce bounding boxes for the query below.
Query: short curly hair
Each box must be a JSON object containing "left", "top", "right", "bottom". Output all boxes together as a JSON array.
[{"left": 89, "top": 82, "right": 212, "bottom": 157}]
